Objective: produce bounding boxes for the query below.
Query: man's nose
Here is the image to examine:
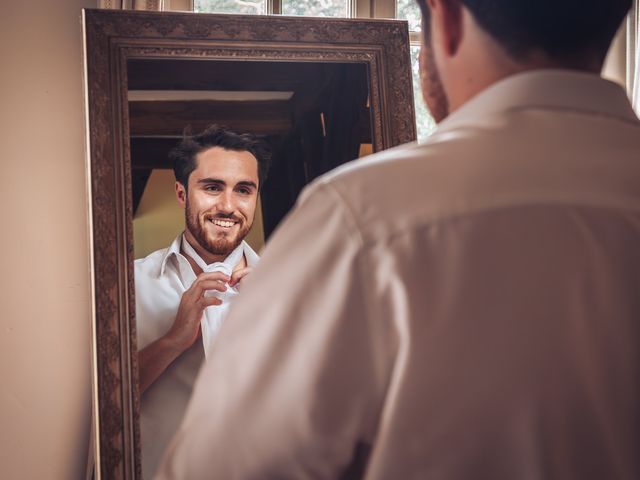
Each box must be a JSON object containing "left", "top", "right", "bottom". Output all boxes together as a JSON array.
[{"left": 217, "top": 190, "right": 234, "bottom": 213}]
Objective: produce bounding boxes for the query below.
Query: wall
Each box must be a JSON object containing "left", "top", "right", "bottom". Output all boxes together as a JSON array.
[{"left": 0, "top": 0, "right": 94, "bottom": 478}]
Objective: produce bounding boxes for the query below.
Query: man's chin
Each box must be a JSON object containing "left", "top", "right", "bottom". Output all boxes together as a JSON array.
[
  {"left": 204, "top": 236, "right": 242, "bottom": 257},
  {"left": 194, "top": 220, "right": 251, "bottom": 256}
]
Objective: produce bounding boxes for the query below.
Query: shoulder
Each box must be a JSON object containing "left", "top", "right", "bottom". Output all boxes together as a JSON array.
[
  {"left": 134, "top": 246, "right": 183, "bottom": 321},
  {"left": 301, "top": 106, "right": 640, "bottom": 246},
  {"left": 299, "top": 132, "right": 491, "bottom": 245},
  {"left": 134, "top": 247, "right": 172, "bottom": 279}
]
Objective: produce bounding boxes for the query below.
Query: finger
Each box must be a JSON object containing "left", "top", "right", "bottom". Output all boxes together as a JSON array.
[
  {"left": 199, "top": 280, "right": 228, "bottom": 292},
  {"left": 191, "top": 280, "right": 228, "bottom": 296},
  {"left": 196, "top": 271, "right": 231, "bottom": 283},
  {"left": 201, "top": 296, "right": 223, "bottom": 308},
  {"left": 230, "top": 267, "right": 251, "bottom": 287}
]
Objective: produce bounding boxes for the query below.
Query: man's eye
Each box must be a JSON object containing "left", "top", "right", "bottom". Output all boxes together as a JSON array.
[
  {"left": 205, "top": 185, "right": 221, "bottom": 191},
  {"left": 238, "top": 188, "right": 251, "bottom": 195}
]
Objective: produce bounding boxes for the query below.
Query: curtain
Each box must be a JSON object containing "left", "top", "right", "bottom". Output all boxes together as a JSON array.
[{"left": 629, "top": 1, "right": 639, "bottom": 111}]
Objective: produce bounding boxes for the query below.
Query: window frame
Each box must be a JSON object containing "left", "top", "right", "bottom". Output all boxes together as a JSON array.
[{"left": 183, "top": 0, "right": 393, "bottom": 18}]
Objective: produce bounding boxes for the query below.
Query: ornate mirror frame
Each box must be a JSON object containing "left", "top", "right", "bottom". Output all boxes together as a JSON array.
[{"left": 83, "top": 8, "right": 415, "bottom": 479}]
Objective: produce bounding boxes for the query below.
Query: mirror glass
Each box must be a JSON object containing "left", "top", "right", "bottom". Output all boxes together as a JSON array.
[{"left": 127, "top": 57, "right": 373, "bottom": 476}]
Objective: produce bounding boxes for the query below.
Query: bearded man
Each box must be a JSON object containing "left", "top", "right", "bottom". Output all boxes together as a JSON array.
[
  {"left": 134, "top": 125, "right": 270, "bottom": 479},
  {"left": 159, "top": 0, "right": 640, "bottom": 478}
]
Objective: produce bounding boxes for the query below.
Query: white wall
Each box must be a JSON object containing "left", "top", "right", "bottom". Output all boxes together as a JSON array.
[{"left": 0, "top": 0, "right": 94, "bottom": 478}]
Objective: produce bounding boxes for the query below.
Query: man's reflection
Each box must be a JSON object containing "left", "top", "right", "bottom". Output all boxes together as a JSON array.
[{"left": 133, "top": 125, "right": 271, "bottom": 478}]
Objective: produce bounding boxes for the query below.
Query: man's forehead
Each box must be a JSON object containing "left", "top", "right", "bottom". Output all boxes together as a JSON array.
[{"left": 193, "top": 146, "right": 258, "bottom": 178}]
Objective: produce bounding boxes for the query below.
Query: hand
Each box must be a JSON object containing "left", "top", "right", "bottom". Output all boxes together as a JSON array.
[
  {"left": 165, "top": 271, "right": 230, "bottom": 352},
  {"left": 229, "top": 266, "right": 252, "bottom": 289}
]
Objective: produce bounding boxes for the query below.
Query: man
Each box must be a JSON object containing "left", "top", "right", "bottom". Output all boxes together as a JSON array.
[
  {"left": 134, "top": 125, "right": 270, "bottom": 478},
  {"left": 159, "top": 1, "right": 640, "bottom": 478}
]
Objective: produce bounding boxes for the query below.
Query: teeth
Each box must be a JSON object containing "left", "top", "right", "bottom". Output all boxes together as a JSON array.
[{"left": 211, "top": 219, "right": 235, "bottom": 228}]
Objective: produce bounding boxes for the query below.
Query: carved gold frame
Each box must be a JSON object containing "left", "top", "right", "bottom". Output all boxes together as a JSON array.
[{"left": 83, "top": 8, "right": 415, "bottom": 479}]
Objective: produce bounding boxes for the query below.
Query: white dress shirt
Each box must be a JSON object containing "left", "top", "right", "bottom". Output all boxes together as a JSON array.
[
  {"left": 135, "top": 234, "right": 259, "bottom": 479},
  {"left": 158, "top": 71, "right": 640, "bottom": 479}
]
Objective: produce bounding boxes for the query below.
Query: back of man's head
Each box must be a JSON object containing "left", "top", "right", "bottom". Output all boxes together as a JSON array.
[{"left": 417, "top": 0, "right": 631, "bottom": 68}]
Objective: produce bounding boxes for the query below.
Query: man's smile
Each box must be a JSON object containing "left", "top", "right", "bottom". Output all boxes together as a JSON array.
[{"left": 208, "top": 217, "right": 240, "bottom": 230}]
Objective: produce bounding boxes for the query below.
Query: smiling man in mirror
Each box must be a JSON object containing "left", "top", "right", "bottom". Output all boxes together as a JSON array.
[{"left": 134, "top": 125, "right": 270, "bottom": 478}]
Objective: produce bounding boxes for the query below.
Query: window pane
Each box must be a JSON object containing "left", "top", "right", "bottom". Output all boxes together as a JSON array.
[
  {"left": 194, "top": 0, "right": 266, "bottom": 15},
  {"left": 282, "top": 0, "right": 349, "bottom": 17},
  {"left": 410, "top": 45, "right": 436, "bottom": 140},
  {"left": 397, "top": 0, "right": 421, "bottom": 32}
]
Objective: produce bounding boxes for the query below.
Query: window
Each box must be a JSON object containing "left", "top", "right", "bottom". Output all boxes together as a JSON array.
[
  {"left": 396, "top": 0, "right": 421, "bottom": 32},
  {"left": 410, "top": 45, "right": 437, "bottom": 140},
  {"left": 194, "top": 0, "right": 351, "bottom": 16},
  {"left": 194, "top": 0, "right": 267, "bottom": 15},
  {"left": 282, "top": 0, "right": 351, "bottom": 17}
]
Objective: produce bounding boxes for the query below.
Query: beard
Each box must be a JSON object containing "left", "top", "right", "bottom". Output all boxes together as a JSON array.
[
  {"left": 185, "top": 196, "right": 253, "bottom": 257},
  {"left": 419, "top": 36, "right": 450, "bottom": 123}
]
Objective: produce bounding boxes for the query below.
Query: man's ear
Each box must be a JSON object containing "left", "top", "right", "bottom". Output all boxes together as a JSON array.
[
  {"left": 175, "top": 181, "right": 187, "bottom": 208},
  {"left": 429, "top": 0, "right": 464, "bottom": 57}
]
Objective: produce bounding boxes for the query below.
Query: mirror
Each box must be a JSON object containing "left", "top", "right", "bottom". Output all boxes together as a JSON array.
[{"left": 83, "top": 9, "right": 415, "bottom": 478}]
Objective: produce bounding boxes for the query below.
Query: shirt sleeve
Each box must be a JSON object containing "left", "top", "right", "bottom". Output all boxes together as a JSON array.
[{"left": 156, "top": 181, "right": 395, "bottom": 480}]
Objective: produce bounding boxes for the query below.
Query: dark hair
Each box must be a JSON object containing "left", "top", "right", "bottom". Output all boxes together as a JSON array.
[
  {"left": 170, "top": 125, "right": 272, "bottom": 190},
  {"left": 415, "top": 0, "right": 631, "bottom": 65}
]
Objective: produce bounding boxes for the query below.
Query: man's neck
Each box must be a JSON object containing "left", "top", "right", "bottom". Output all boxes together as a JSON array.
[
  {"left": 447, "top": 61, "right": 601, "bottom": 116},
  {"left": 183, "top": 232, "right": 227, "bottom": 264}
]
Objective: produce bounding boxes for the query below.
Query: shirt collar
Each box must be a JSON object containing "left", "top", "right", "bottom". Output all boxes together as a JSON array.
[
  {"left": 242, "top": 241, "right": 260, "bottom": 268},
  {"left": 436, "top": 69, "right": 639, "bottom": 134},
  {"left": 159, "top": 232, "right": 260, "bottom": 276},
  {"left": 159, "top": 233, "right": 184, "bottom": 276}
]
